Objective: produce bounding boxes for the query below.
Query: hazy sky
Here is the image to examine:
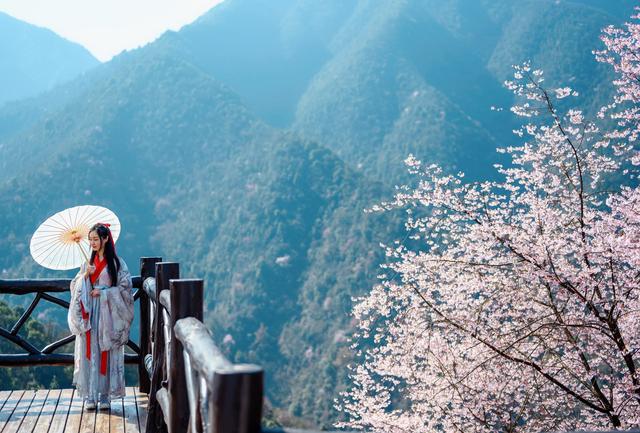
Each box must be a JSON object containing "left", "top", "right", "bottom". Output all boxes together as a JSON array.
[{"left": 0, "top": 0, "right": 225, "bottom": 61}]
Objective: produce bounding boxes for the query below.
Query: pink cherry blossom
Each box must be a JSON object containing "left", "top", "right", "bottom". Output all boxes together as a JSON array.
[{"left": 338, "top": 10, "right": 640, "bottom": 433}]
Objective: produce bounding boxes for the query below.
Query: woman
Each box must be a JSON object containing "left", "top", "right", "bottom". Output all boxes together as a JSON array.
[{"left": 68, "top": 223, "right": 134, "bottom": 411}]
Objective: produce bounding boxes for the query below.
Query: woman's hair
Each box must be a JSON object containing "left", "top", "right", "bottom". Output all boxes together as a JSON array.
[{"left": 89, "top": 223, "right": 120, "bottom": 285}]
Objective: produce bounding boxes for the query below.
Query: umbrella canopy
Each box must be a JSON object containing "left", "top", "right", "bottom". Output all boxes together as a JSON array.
[{"left": 30, "top": 205, "right": 121, "bottom": 270}]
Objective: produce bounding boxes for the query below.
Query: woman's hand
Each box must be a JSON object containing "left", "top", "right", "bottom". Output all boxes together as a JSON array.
[
  {"left": 84, "top": 265, "right": 96, "bottom": 279},
  {"left": 90, "top": 289, "right": 101, "bottom": 298}
]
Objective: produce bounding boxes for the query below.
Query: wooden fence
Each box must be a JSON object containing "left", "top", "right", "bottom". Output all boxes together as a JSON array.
[
  {"left": 3, "top": 257, "right": 633, "bottom": 433},
  {"left": 0, "top": 257, "right": 264, "bottom": 433},
  {"left": 141, "top": 259, "right": 263, "bottom": 433},
  {"left": 0, "top": 277, "right": 143, "bottom": 367}
]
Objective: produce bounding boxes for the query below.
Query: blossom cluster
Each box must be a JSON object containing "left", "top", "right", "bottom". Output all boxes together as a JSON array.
[{"left": 338, "top": 12, "right": 640, "bottom": 433}]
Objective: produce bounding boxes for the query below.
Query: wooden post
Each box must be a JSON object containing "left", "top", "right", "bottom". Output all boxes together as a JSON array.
[
  {"left": 211, "top": 365, "right": 264, "bottom": 433},
  {"left": 139, "top": 257, "right": 162, "bottom": 394},
  {"left": 146, "top": 262, "right": 179, "bottom": 433},
  {"left": 169, "top": 279, "right": 203, "bottom": 433}
]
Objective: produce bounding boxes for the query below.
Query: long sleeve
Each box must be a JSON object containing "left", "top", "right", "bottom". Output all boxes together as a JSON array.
[
  {"left": 98, "top": 258, "right": 134, "bottom": 351},
  {"left": 68, "top": 263, "right": 91, "bottom": 336}
]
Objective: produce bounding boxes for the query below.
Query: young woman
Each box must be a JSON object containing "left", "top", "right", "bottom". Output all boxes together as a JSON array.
[{"left": 68, "top": 223, "right": 134, "bottom": 411}]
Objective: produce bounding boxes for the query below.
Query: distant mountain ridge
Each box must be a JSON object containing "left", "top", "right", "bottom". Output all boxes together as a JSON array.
[
  {"left": 0, "top": 48, "right": 398, "bottom": 426},
  {"left": 0, "top": 0, "right": 635, "bottom": 427},
  {"left": 149, "top": 0, "right": 631, "bottom": 182},
  {"left": 0, "top": 12, "right": 99, "bottom": 106}
]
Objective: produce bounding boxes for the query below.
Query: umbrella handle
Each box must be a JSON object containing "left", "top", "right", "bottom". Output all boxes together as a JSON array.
[{"left": 76, "top": 242, "right": 90, "bottom": 264}]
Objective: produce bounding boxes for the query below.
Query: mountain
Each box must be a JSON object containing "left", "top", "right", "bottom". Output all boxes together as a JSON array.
[
  {"left": 1, "top": 0, "right": 631, "bottom": 184},
  {"left": 151, "top": 0, "right": 356, "bottom": 128},
  {"left": 0, "top": 12, "right": 99, "bottom": 107},
  {"left": 294, "top": 0, "right": 630, "bottom": 181},
  {"left": 154, "top": 133, "right": 397, "bottom": 422},
  {"left": 0, "top": 48, "right": 398, "bottom": 426},
  {"left": 0, "top": 0, "right": 636, "bottom": 428},
  {"left": 0, "top": 50, "right": 259, "bottom": 273},
  {"left": 147, "top": 0, "right": 631, "bottom": 183}
]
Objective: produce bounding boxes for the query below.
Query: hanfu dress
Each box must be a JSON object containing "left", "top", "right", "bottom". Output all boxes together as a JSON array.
[{"left": 68, "top": 256, "right": 134, "bottom": 403}]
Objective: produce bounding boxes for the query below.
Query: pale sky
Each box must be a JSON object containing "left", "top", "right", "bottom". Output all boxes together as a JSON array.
[{"left": 0, "top": 0, "right": 225, "bottom": 61}]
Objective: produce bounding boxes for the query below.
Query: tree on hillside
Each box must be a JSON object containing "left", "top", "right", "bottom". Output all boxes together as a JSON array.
[{"left": 338, "top": 10, "right": 640, "bottom": 433}]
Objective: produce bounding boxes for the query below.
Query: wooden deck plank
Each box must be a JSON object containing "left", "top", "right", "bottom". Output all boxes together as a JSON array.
[
  {"left": 0, "top": 390, "right": 12, "bottom": 411},
  {"left": 78, "top": 392, "right": 96, "bottom": 433},
  {"left": 108, "top": 396, "right": 125, "bottom": 433},
  {"left": 133, "top": 388, "right": 148, "bottom": 433},
  {"left": 122, "top": 387, "right": 140, "bottom": 433},
  {"left": 0, "top": 388, "right": 148, "bottom": 433},
  {"left": 31, "top": 389, "right": 61, "bottom": 433},
  {"left": 19, "top": 389, "right": 49, "bottom": 433},
  {"left": 48, "top": 389, "right": 74, "bottom": 433},
  {"left": 95, "top": 402, "right": 110, "bottom": 433},
  {"left": 2, "top": 389, "right": 36, "bottom": 433},
  {"left": 0, "top": 390, "right": 25, "bottom": 432},
  {"left": 64, "top": 389, "right": 84, "bottom": 433}
]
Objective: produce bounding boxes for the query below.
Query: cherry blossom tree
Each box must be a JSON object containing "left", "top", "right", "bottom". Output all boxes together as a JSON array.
[
  {"left": 596, "top": 9, "right": 640, "bottom": 149},
  {"left": 337, "top": 12, "right": 640, "bottom": 433}
]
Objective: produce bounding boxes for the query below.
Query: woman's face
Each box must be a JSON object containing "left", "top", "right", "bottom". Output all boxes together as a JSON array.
[{"left": 88, "top": 231, "right": 106, "bottom": 252}]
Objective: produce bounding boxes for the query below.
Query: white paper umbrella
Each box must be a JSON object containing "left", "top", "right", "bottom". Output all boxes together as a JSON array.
[{"left": 30, "top": 205, "right": 121, "bottom": 270}]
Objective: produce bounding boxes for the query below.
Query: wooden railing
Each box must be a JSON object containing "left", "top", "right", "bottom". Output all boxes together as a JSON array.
[
  {"left": 0, "top": 257, "right": 265, "bottom": 433},
  {"left": 140, "top": 259, "right": 263, "bottom": 433},
  {"left": 0, "top": 257, "right": 263, "bottom": 433},
  {"left": 0, "top": 276, "right": 144, "bottom": 367},
  {"left": 2, "top": 258, "right": 638, "bottom": 433}
]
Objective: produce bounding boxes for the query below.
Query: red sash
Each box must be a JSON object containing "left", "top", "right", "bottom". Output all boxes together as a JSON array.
[
  {"left": 91, "top": 255, "right": 107, "bottom": 285},
  {"left": 80, "top": 255, "right": 109, "bottom": 375}
]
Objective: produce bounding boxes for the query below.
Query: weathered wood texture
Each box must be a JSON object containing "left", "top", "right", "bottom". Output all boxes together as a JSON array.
[
  {"left": 0, "top": 387, "right": 147, "bottom": 433},
  {"left": 263, "top": 430, "right": 359, "bottom": 433},
  {"left": 0, "top": 277, "right": 142, "bottom": 293},
  {"left": 123, "top": 386, "right": 142, "bottom": 433},
  {"left": 49, "top": 389, "right": 74, "bottom": 433},
  {"left": 139, "top": 257, "right": 162, "bottom": 394},
  {"left": 143, "top": 279, "right": 157, "bottom": 305},
  {"left": 158, "top": 291, "right": 171, "bottom": 317},
  {"left": 145, "top": 262, "right": 179, "bottom": 433},
  {"left": 168, "top": 279, "right": 203, "bottom": 433},
  {"left": 0, "top": 353, "right": 139, "bottom": 367},
  {"left": 175, "top": 317, "right": 263, "bottom": 433},
  {"left": 0, "top": 275, "right": 144, "bottom": 367},
  {"left": 0, "top": 259, "right": 270, "bottom": 433}
]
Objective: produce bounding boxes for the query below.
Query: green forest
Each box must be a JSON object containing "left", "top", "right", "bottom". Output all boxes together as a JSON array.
[{"left": 0, "top": 0, "right": 635, "bottom": 427}]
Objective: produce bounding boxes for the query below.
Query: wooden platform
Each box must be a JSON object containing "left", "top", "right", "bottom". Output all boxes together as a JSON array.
[{"left": 0, "top": 387, "right": 147, "bottom": 433}]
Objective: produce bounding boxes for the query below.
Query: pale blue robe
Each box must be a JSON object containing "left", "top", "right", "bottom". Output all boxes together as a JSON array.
[{"left": 68, "top": 257, "right": 134, "bottom": 402}]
